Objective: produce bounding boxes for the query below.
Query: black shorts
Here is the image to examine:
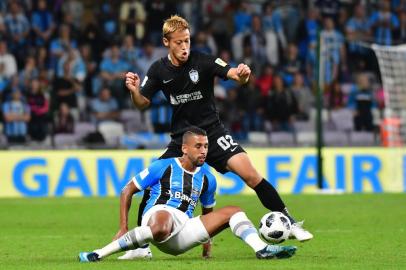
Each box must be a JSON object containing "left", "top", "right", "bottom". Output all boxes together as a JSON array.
[{"left": 160, "top": 123, "right": 246, "bottom": 174}]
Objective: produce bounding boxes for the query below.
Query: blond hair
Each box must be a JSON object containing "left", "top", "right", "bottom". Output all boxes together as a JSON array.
[{"left": 162, "top": 15, "right": 190, "bottom": 39}]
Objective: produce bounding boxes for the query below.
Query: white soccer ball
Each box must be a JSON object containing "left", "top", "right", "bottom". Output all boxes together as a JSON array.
[{"left": 259, "top": 212, "right": 291, "bottom": 244}]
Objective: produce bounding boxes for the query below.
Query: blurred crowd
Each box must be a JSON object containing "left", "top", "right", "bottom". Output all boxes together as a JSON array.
[{"left": 0, "top": 0, "right": 404, "bottom": 148}]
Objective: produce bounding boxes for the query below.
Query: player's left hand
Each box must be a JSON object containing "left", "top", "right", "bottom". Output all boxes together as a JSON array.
[
  {"left": 236, "top": 63, "right": 251, "bottom": 84},
  {"left": 202, "top": 240, "right": 212, "bottom": 259}
]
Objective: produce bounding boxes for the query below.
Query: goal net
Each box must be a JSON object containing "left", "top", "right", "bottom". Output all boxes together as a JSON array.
[
  {"left": 371, "top": 44, "right": 406, "bottom": 147},
  {"left": 371, "top": 44, "right": 406, "bottom": 192}
]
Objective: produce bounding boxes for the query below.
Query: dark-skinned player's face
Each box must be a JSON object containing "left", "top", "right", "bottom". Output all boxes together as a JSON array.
[
  {"left": 183, "top": 135, "right": 208, "bottom": 167},
  {"left": 163, "top": 29, "right": 191, "bottom": 65}
]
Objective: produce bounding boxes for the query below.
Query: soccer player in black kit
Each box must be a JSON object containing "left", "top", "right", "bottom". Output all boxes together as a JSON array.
[{"left": 122, "top": 15, "right": 312, "bottom": 260}]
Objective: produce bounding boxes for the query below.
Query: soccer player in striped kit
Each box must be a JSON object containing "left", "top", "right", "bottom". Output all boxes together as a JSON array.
[{"left": 78, "top": 127, "right": 296, "bottom": 261}]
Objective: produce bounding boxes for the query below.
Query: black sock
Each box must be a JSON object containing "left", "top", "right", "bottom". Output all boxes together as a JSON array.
[
  {"left": 254, "top": 179, "right": 296, "bottom": 224},
  {"left": 137, "top": 189, "right": 151, "bottom": 226}
]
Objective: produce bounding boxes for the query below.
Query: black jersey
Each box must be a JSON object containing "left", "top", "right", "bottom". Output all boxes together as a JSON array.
[{"left": 140, "top": 51, "right": 231, "bottom": 136}]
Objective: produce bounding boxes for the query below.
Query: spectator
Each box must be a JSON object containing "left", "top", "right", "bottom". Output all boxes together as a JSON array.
[
  {"left": 368, "top": 0, "right": 399, "bottom": 45},
  {"left": 80, "top": 15, "right": 103, "bottom": 62},
  {"left": 202, "top": 0, "right": 230, "bottom": 50},
  {"left": 53, "top": 60, "right": 81, "bottom": 111},
  {"left": 320, "top": 17, "right": 346, "bottom": 89},
  {"left": 119, "top": 0, "right": 146, "bottom": 42},
  {"left": 50, "top": 24, "right": 77, "bottom": 71},
  {"left": 145, "top": 0, "right": 176, "bottom": 46},
  {"left": 98, "top": 2, "right": 119, "bottom": 47},
  {"left": 61, "top": 0, "right": 84, "bottom": 30},
  {"left": 27, "top": 79, "right": 49, "bottom": 141},
  {"left": 244, "top": 14, "right": 267, "bottom": 73},
  {"left": 202, "top": 22, "right": 218, "bottom": 56},
  {"left": 222, "top": 88, "right": 245, "bottom": 140},
  {"left": 137, "top": 41, "right": 161, "bottom": 79},
  {"left": 89, "top": 87, "right": 119, "bottom": 124},
  {"left": 262, "top": 1, "right": 286, "bottom": 65},
  {"left": 31, "top": 0, "right": 56, "bottom": 47},
  {"left": 2, "top": 89, "right": 30, "bottom": 143},
  {"left": 345, "top": 4, "right": 371, "bottom": 72},
  {"left": 291, "top": 72, "right": 314, "bottom": 121},
  {"left": 326, "top": 80, "right": 345, "bottom": 110},
  {"left": 57, "top": 47, "right": 86, "bottom": 82},
  {"left": 265, "top": 75, "right": 298, "bottom": 132},
  {"left": 297, "top": 8, "right": 320, "bottom": 63},
  {"left": 0, "top": 11, "right": 6, "bottom": 39},
  {"left": 397, "top": 10, "right": 406, "bottom": 42},
  {"left": 348, "top": 74, "right": 375, "bottom": 131},
  {"left": 36, "top": 46, "right": 51, "bottom": 72},
  {"left": 19, "top": 56, "right": 39, "bottom": 91},
  {"left": 0, "top": 40, "right": 17, "bottom": 79},
  {"left": 99, "top": 44, "right": 130, "bottom": 108},
  {"left": 192, "top": 31, "right": 212, "bottom": 54},
  {"left": 237, "top": 74, "right": 264, "bottom": 133},
  {"left": 233, "top": 1, "right": 251, "bottom": 34},
  {"left": 256, "top": 64, "right": 273, "bottom": 97},
  {"left": 120, "top": 35, "right": 141, "bottom": 73},
  {"left": 54, "top": 102, "right": 74, "bottom": 134},
  {"left": 150, "top": 91, "right": 172, "bottom": 133},
  {"left": 80, "top": 44, "right": 98, "bottom": 98},
  {"left": 281, "top": 43, "right": 302, "bottom": 87},
  {"left": 4, "top": 2, "right": 30, "bottom": 67}
]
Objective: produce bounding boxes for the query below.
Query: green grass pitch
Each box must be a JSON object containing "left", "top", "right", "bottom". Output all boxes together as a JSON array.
[{"left": 1, "top": 194, "right": 405, "bottom": 270}]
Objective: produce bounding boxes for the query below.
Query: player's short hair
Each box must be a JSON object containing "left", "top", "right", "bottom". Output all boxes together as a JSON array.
[
  {"left": 162, "top": 15, "right": 190, "bottom": 39},
  {"left": 182, "top": 126, "right": 207, "bottom": 144}
]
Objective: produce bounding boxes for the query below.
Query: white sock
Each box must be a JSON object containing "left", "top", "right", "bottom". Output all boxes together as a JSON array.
[
  {"left": 229, "top": 212, "right": 267, "bottom": 252},
  {"left": 95, "top": 226, "right": 153, "bottom": 258}
]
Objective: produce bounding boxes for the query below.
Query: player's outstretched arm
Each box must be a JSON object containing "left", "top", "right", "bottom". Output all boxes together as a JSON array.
[
  {"left": 125, "top": 72, "right": 151, "bottom": 110},
  {"left": 227, "top": 63, "right": 251, "bottom": 85},
  {"left": 113, "top": 181, "right": 140, "bottom": 240}
]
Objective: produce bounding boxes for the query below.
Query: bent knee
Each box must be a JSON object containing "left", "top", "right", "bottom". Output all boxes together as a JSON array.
[{"left": 151, "top": 224, "right": 172, "bottom": 242}]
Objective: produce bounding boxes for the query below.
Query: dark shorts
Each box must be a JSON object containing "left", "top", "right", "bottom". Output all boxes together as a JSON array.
[{"left": 160, "top": 123, "right": 246, "bottom": 174}]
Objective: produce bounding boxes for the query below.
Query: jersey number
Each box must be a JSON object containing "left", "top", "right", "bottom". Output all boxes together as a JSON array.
[{"left": 217, "top": 135, "right": 238, "bottom": 151}]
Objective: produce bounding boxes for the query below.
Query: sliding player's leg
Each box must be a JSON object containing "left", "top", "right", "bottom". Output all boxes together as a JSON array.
[
  {"left": 120, "top": 143, "right": 183, "bottom": 260},
  {"left": 118, "top": 189, "right": 152, "bottom": 260},
  {"left": 79, "top": 209, "right": 173, "bottom": 262},
  {"left": 199, "top": 206, "right": 297, "bottom": 259},
  {"left": 226, "top": 153, "right": 313, "bottom": 242}
]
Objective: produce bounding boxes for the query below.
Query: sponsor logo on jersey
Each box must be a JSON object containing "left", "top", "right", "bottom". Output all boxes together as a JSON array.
[
  {"left": 189, "top": 69, "right": 199, "bottom": 84},
  {"left": 167, "top": 190, "right": 197, "bottom": 207},
  {"left": 215, "top": 58, "right": 228, "bottom": 67},
  {"left": 170, "top": 94, "right": 180, "bottom": 105},
  {"left": 163, "top": 78, "right": 173, "bottom": 84},
  {"left": 169, "top": 91, "right": 203, "bottom": 105}
]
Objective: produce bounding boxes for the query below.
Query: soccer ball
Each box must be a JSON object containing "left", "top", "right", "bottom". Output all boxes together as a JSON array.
[{"left": 259, "top": 212, "right": 291, "bottom": 243}]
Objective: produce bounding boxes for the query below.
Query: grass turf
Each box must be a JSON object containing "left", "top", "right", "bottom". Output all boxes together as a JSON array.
[{"left": 0, "top": 194, "right": 405, "bottom": 270}]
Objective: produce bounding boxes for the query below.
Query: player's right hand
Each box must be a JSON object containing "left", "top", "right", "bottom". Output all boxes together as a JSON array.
[{"left": 125, "top": 72, "right": 140, "bottom": 93}]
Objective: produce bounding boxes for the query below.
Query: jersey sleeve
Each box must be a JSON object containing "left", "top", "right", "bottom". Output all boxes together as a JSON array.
[
  {"left": 200, "top": 173, "right": 217, "bottom": 208},
  {"left": 132, "top": 159, "right": 168, "bottom": 190},
  {"left": 139, "top": 61, "right": 162, "bottom": 101},
  {"left": 202, "top": 53, "right": 231, "bottom": 80}
]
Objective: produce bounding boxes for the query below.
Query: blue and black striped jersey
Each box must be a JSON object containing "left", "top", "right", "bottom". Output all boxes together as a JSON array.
[{"left": 132, "top": 158, "right": 217, "bottom": 218}]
